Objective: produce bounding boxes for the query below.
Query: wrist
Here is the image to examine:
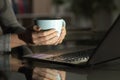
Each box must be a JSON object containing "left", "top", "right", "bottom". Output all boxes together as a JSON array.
[
  {"left": 10, "top": 34, "right": 26, "bottom": 48},
  {"left": 18, "top": 32, "right": 33, "bottom": 45}
]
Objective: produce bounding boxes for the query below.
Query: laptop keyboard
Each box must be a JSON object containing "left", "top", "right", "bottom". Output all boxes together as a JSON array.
[{"left": 46, "top": 49, "right": 94, "bottom": 64}]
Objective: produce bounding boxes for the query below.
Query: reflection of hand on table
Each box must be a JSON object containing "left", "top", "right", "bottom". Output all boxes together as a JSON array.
[
  {"left": 10, "top": 55, "right": 23, "bottom": 72},
  {"left": 33, "top": 67, "right": 66, "bottom": 80},
  {"left": 10, "top": 25, "right": 67, "bottom": 80},
  {"left": 10, "top": 55, "right": 66, "bottom": 80}
]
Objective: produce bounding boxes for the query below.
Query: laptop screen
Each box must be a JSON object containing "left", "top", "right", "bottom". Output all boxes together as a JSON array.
[{"left": 89, "top": 15, "right": 120, "bottom": 65}]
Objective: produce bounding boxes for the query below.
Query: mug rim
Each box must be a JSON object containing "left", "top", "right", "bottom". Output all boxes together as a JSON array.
[{"left": 34, "top": 17, "right": 63, "bottom": 20}]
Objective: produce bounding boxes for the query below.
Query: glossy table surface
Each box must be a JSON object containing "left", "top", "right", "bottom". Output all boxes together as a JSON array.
[
  {"left": 31, "top": 58, "right": 120, "bottom": 80},
  {"left": 26, "top": 46, "right": 120, "bottom": 80}
]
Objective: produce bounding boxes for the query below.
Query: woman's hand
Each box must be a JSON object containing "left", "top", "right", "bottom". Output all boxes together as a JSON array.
[
  {"left": 18, "top": 25, "right": 66, "bottom": 46},
  {"left": 32, "top": 29, "right": 59, "bottom": 46},
  {"left": 32, "top": 67, "right": 66, "bottom": 80},
  {"left": 31, "top": 25, "right": 67, "bottom": 46},
  {"left": 18, "top": 26, "right": 59, "bottom": 46},
  {"left": 55, "top": 26, "right": 66, "bottom": 45}
]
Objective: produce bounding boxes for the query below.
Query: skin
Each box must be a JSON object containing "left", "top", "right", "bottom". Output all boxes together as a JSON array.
[
  {"left": 10, "top": 26, "right": 66, "bottom": 80},
  {"left": 32, "top": 67, "right": 66, "bottom": 80},
  {"left": 10, "top": 56, "right": 66, "bottom": 80},
  {"left": 10, "top": 26, "right": 66, "bottom": 48}
]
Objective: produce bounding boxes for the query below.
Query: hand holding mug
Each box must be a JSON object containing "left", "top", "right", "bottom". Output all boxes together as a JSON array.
[
  {"left": 18, "top": 17, "right": 66, "bottom": 46},
  {"left": 34, "top": 17, "right": 66, "bottom": 45}
]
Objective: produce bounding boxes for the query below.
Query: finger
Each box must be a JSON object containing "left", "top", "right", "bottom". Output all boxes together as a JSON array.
[
  {"left": 55, "top": 29, "right": 66, "bottom": 45},
  {"left": 32, "top": 32, "right": 39, "bottom": 39},
  {"left": 32, "top": 29, "right": 57, "bottom": 40},
  {"left": 38, "top": 29, "right": 57, "bottom": 37},
  {"left": 37, "top": 77, "right": 49, "bottom": 80},
  {"left": 36, "top": 36, "right": 58, "bottom": 45},
  {"left": 44, "top": 36, "right": 59, "bottom": 45},
  {"left": 32, "top": 73, "right": 38, "bottom": 80},
  {"left": 43, "top": 72, "right": 58, "bottom": 80},
  {"left": 33, "top": 74, "right": 49, "bottom": 80},
  {"left": 33, "top": 34, "right": 58, "bottom": 45},
  {"left": 33, "top": 68, "right": 58, "bottom": 80},
  {"left": 56, "top": 34, "right": 65, "bottom": 44},
  {"left": 34, "top": 68, "right": 58, "bottom": 76},
  {"left": 58, "top": 71, "right": 66, "bottom": 80},
  {"left": 59, "top": 33, "right": 66, "bottom": 44},
  {"left": 39, "top": 31, "right": 58, "bottom": 41},
  {"left": 43, "top": 68, "right": 58, "bottom": 76}
]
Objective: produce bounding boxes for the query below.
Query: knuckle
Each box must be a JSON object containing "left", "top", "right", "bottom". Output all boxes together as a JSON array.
[
  {"left": 44, "top": 41, "right": 48, "bottom": 45},
  {"left": 42, "top": 32, "right": 46, "bottom": 36},
  {"left": 32, "top": 35, "right": 35, "bottom": 39},
  {"left": 32, "top": 33, "right": 37, "bottom": 38},
  {"left": 32, "top": 39, "right": 38, "bottom": 44},
  {"left": 64, "top": 31, "right": 67, "bottom": 35},
  {"left": 33, "top": 40, "right": 37, "bottom": 44},
  {"left": 44, "top": 69, "right": 48, "bottom": 73},
  {"left": 32, "top": 34, "right": 34, "bottom": 38},
  {"left": 63, "top": 33, "right": 66, "bottom": 36},
  {"left": 54, "top": 33, "right": 58, "bottom": 37},
  {"left": 42, "top": 37, "right": 47, "bottom": 41}
]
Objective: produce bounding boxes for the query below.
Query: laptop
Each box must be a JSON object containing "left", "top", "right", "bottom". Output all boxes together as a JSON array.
[{"left": 24, "top": 14, "right": 120, "bottom": 67}]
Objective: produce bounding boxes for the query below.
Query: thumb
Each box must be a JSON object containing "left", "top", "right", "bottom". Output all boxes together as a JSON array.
[{"left": 33, "top": 26, "right": 41, "bottom": 31}]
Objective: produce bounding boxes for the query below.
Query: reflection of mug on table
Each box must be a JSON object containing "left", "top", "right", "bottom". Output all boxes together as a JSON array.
[{"left": 34, "top": 18, "right": 66, "bottom": 36}]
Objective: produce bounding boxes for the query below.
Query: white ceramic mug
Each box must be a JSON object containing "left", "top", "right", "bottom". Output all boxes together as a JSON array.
[{"left": 34, "top": 17, "right": 66, "bottom": 36}]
